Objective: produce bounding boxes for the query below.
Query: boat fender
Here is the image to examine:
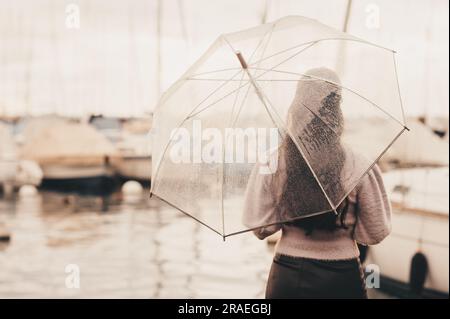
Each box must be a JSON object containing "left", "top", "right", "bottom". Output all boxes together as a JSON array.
[
  {"left": 18, "top": 185, "right": 38, "bottom": 198},
  {"left": 409, "top": 252, "right": 428, "bottom": 296},
  {"left": 122, "top": 180, "right": 143, "bottom": 195},
  {"left": 0, "top": 228, "right": 11, "bottom": 243}
]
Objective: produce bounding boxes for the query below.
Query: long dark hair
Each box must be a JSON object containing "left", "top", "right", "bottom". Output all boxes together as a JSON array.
[{"left": 275, "top": 68, "right": 349, "bottom": 234}]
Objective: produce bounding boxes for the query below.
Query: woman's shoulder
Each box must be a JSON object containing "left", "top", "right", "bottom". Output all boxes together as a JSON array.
[
  {"left": 341, "top": 146, "right": 384, "bottom": 195},
  {"left": 343, "top": 146, "right": 372, "bottom": 170}
]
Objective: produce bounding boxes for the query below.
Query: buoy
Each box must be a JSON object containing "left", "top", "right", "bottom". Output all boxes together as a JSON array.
[
  {"left": 122, "top": 180, "right": 143, "bottom": 195},
  {"left": 409, "top": 252, "right": 428, "bottom": 296},
  {"left": 0, "top": 229, "right": 11, "bottom": 243},
  {"left": 18, "top": 184, "right": 38, "bottom": 198}
]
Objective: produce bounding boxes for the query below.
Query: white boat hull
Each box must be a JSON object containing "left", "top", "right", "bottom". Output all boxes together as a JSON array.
[
  {"left": 39, "top": 163, "right": 118, "bottom": 195},
  {"left": 41, "top": 163, "right": 114, "bottom": 179},
  {"left": 367, "top": 167, "right": 450, "bottom": 297},
  {"left": 115, "top": 156, "right": 151, "bottom": 182},
  {"left": 367, "top": 207, "right": 449, "bottom": 296}
]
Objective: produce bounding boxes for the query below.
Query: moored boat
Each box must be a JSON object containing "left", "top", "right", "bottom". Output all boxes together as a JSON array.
[
  {"left": 1, "top": 122, "right": 43, "bottom": 194},
  {"left": 90, "top": 116, "right": 152, "bottom": 184},
  {"left": 19, "top": 116, "right": 121, "bottom": 195},
  {"left": 367, "top": 167, "right": 449, "bottom": 298}
]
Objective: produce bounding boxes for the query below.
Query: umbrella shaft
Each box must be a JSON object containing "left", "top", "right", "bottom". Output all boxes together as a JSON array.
[{"left": 243, "top": 66, "right": 281, "bottom": 135}]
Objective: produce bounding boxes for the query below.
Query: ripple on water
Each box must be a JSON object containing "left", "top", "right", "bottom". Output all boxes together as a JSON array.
[{"left": 0, "top": 191, "right": 272, "bottom": 298}]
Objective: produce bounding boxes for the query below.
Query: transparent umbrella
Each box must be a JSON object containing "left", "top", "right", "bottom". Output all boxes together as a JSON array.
[{"left": 150, "top": 16, "right": 408, "bottom": 239}]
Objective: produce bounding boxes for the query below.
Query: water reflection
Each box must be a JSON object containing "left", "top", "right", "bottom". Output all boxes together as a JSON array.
[{"left": 0, "top": 190, "right": 272, "bottom": 298}]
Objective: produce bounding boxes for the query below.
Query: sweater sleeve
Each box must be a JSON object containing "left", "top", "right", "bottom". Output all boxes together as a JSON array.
[
  {"left": 353, "top": 164, "right": 392, "bottom": 245},
  {"left": 242, "top": 163, "right": 281, "bottom": 240}
]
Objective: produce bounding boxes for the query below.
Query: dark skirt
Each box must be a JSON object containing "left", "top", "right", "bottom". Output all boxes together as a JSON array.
[{"left": 266, "top": 254, "right": 367, "bottom": 299}]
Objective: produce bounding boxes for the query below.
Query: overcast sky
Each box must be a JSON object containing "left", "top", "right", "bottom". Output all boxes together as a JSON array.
[{"left": 0, "top": 0, "right": 448, "bottom": 118}]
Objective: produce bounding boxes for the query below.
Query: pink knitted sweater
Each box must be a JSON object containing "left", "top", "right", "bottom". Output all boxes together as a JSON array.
[{"left": 243, "top": 154, "right": 392, "bottom": 261}]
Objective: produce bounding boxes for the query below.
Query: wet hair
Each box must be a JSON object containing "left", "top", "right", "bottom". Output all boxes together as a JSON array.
[{"left": 276, "top": 68, "right": 349, "bottom": 234}]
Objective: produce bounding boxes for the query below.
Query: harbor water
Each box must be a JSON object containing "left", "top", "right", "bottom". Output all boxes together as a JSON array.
[
  {"left": 0, "top": 190, "right": 273, "bottom": 298},
  {"left": 0, "top": 189, "right": 391, "bottom": 299}
]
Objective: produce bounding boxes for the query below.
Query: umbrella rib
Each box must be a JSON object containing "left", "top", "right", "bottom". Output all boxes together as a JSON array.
[
  {"left": 151, "top": 193, "right": 223, "bottom": 237},
  {"left": 223, "top": 35, "right": 336, "bottom": 210},
  {"left": 173, "top": 37, "right": 397, "bottom": 119},
  {"left": 222, "top": 34, "right": 286, "bottom": 132},
  {"left": 248, "top": 79, "right": 338, "bottom": 212},
  {"left": 241, "top": 76, "right": 286, "bottom": 136},
  {"left": 186, "top": 81, "right": 252, "bottom": 120},
  {"left": 188, "top": 34, "right": 394, "bottom": 80},
  {"left": 251, "top": 68, "right": 408, "bottom": 129},
  {"left": 248, "top": 37, "right": 395, "bottom": 67},
  {"left": 187, "top": 25, "right": 274, "bottom": 81},
  {"left": 152, "top": 22, "right": 406, "bottom": 236},
  {"left": 231, "top": 24, "right": 274, "bottom": 120},
  {"left": 266, "top": 103, "right": 337, "bottom": 215},
  {"left": 229, "top": 72, "right": 247, "bottom": 127},
  {"left": 188, "top": 78, "right": 367, "bottom": 82},
  {"left": 229, "top": 26, "right": 276, "bottom": 128},
  {"left": 151, "top": 69, "right": 244, "bottom": 194},
  {"left": 246, "top": 21, "right": 276, "bottom": 64},
  {"left": 392, "top": 52, "right": 408, "bottom": 127},
  {"left": 186, "top": 78, "right": 243, "bottom": 81},
  {"left": 218, "top": 24, "right": 276, "bottom": 234},
  {"left": 222, "top": 35, "right": 337, "bottom": 212},
  {"left": 219, "top": 26, "right": 277, "bottom": 236},
  {"left": 220, "top": 72, "right": 252, "bottom": 239},
  {"left": 218, "top": 28, "right": 272, "bottom": 233},
  {"left": 188, "top": 67, "right": 243, "bottom": 78},
  {"left": 254, "top": 41, "right": 319, "bottom": 75},
  {"left": 186, "top": 69, "right": 244, "bottom": 118},
  {"left": 249, "top": 40, "right": 320, "bottom": 67},
  {"left": 333, "top": 126, "right": 408, "bottom": 209},
  {"left": 230, "top": 83, "right": 253, "bottom": 128},
  {"left": 245, "top": 65, "right": 407, "bottom": 212},
  {"left": 300, "top": 102, "right": 342, "bottom": 137},
  {"left": 223, "top": 208, "right": 337, "bottom": 238},
  {"left": 185, "top": 41, "right": 320, "bottom": 121},
  {"left": 185, "top": 78, "right": 244, "bottom": 81}
]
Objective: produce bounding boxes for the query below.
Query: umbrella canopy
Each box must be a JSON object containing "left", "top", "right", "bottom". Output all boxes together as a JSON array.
[{"left": 151, "top": 16, "right": 408, "bottom": 238}]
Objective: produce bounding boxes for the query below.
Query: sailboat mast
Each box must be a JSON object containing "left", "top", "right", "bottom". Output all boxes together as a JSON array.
[
  {"left": 342, "top": 0, "right": 353, "bottom": 32},
  {"left": 336, "top": 0, "right": 353, "bottom": 75},
  {"left": 261, "top": 0, "right": 270, "bottom": 24},
  {"left": 52, "top": 0, "right": 64, "bottom": 117},
  {"left": 156, "top": 0, "right": 162, "bottom": 97},
  {"left": 23, "top": 4, "right": 33, "bottom": 117},
  {"left": 128, "top": 2, "right": 135, "bottom": 116},
  {"left": 177, "top": 0, "right": 188, "bottom": 47}
]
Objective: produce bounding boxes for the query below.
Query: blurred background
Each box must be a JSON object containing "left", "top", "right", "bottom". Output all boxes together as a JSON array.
[{"left": 0, "top": 0, "right": 448, "bottom": 298}]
